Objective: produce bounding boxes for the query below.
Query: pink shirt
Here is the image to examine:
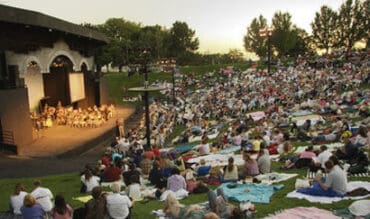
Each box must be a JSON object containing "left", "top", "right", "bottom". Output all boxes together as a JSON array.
[
  {"left": 51, "top": 204, "right": 73, "bottom": 219},
  {"left": 299, "top": 151, "right": 316, "bottom": 159}
]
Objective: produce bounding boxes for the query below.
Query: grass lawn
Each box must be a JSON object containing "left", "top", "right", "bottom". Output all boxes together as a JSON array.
[{"left": 1, "top": 159, "right": 368, "bottom": 218}]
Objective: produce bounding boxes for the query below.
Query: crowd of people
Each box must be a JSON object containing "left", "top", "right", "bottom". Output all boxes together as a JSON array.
[
  {"left": 31, "top": 102, "right": 116, "bottom": 130},
  {"left": 8, "top": 49, "right": 370, "bottom": 218}
]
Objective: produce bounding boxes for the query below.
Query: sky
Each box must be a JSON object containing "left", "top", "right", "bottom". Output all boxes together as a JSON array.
[{"left": 2, "top": 0, "right": 344, "bottom": 54}]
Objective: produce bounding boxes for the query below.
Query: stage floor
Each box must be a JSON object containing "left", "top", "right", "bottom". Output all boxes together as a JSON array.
[{"left": 18, "top": 106, "right": 135, "bottom": 158}]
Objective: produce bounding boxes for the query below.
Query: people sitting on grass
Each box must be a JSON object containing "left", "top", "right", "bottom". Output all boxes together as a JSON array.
[
  {"left": 167, "top": 168, "right": 187, "bottom": 192},
  {"left": 242, "top": 153, "right": 259, "bottom": 177},
  {"left": 221, "top": 157, "right": 239, "bottom": 182},
  {"left": 163, "top": 193, "right": 220, "bottom": 219},
  {"left": 283, "top": 146, "right": 316, "bottom": 170},
  {"left": 30, "top": 180, "right": 54, "bottom": 214},
  {"left": 51, "top": 194, "right": 73, "bottom": 219},
  {"left": 298, "top": 160, "right": 347, "bottom": 197},
  {"left": 21, "top": 194, "right": 46, "bottom": 219},
  {"left": 10, "top": 183, "right": 27, "bottom": 217},
  {"left": 81, "top": 169, "right": 100, "bottom": 193},
  {"left": 106, "top": 182, "right": 132, "bottom": 219},
  {"left": 85, "top": 186, "right": 109, "bottom": 219}
]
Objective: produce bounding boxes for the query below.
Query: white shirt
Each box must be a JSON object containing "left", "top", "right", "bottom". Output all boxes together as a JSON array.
[
  {"left": 317, "top": 150, "right": 332, "bottom": 168},
  {"left": 106, "top": 193, "right": 132, "bottom": 219},
  {"left": 127, "top": 183, "right": 141, "bottom": 201},
  {"left": 10, "top": 191, "right": 27, "bottom": 215},
  {"left": 81, "top": 175, "right": 100, "bottom": 193},
  {"left": 31, "top": 187, "right": 53, "bottom": 212}
]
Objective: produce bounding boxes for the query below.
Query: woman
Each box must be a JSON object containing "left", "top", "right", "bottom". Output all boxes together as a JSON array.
[
  {"left": 51, "top": 194, "right": 73, "bottom": 219},
  {"left": 223, "top": 157, "right": 238, "bottom": 182},
  {"left": 167, "top": 168, "right": 186, "bottom": 192},
  {"left": 85, "top": 186, "right": 109, "bottom": 219},
  {"left": 20, "top": 194, "right": 46, "bottom": 219},
  {"left": 164, "top": 193, "right": 219, "bottom": 219},
  {"left": 149, "top": 161, "right": 166, "bottom": 189},
  {"left": 81, "top": 170, "right": 100, "bottom": 193},
  {"left": 243, "top": 153, "right": 259, "bottom": 177},
  {"left": 10, "top": 183, "right": 27, "bottom": 216},
  {"left": 353, "top": 126, "right": 368, "bottom": 148}
]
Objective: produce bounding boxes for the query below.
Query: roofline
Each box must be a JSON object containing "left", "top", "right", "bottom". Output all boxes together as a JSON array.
[{"left": 0, "top": 4, "right": 109, "bottom": 43}]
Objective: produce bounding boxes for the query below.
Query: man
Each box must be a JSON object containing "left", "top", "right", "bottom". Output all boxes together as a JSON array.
[
  {"left": 314, "top": 160, "right": 347, "bottom": 196},
  {"left": 336, "top": 135, "right": 358, "bottom": 161},
  {"left": 312, "top": 145, "right": 332, "bottom": 170},
  {"left": 30, "top": 180, "right": 53, "bottom": 213},
  {"left": 85, "top": 186, "right": 109, "bottom": 219},
  {"left": 106, "top": 183, "right": 132, "bottom": 219}
]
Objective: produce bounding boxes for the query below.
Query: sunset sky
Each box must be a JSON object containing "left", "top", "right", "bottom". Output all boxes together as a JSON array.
[{"left": 2, "top": 0, "right": 344, "bottom": 54}]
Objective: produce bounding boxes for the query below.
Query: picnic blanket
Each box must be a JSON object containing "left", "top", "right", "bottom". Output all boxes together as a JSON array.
[
  {"left": 246, "top": 111, "right": 266, "bottom": 121},
  {"left": 291, "top": 114, "right": 325, "bottom": 126},
  {"left": 174, "top": 144, "right": 195, "bottom": 154},
  {"left": 217, "top": 182, "right": 284, "bottom": 203},
  {"left": 254, "top": 172, "right": 298, "bottom": 185},
  {"left": 306, "top": 170, "right": 370, "bottom": 179},
  {"left": 294, "top": 142, "right": 344, "bottom": 154},
  {"left": 291, "top": 110, "right": 313, "bottom": 117},
  {"left": 286, "top": 181, "right": 370, "bottom": 204},
  {"left": 265, "top": 207, "right": 340, "bottom": 219},
  {"left": 187, "top": 154, "right": 255, "bottom": 167},
  {"left": 73, "top": 195, "right": 93, "bottom": 203},
  {"left": 216, "top": 145, "right": 241, "bottom": 154}
]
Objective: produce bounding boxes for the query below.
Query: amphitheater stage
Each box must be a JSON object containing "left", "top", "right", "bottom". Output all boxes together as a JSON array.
[{"left": 17, "top": 106, "right": 135, "bottom": 158}]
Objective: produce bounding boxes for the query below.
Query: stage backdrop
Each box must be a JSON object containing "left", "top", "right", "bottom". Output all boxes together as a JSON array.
[{"left": 69, "top": 72, "right": 85, "bottom": 103}]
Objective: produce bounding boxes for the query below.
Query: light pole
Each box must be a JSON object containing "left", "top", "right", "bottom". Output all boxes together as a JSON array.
[
  {"left": 259, "top": 28, "right": 273, "bottom": 74},
  {"left": 129, "top": 49, "right": 165, "bottom": 150}
]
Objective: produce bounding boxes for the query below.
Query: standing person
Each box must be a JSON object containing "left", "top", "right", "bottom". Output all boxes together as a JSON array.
[
  {"left": 10, "top": 183, "right": 27, "bottom": 217},
  {"left": 257, "top": 148, "right": 271, "bottom": 174},
  {"left": 31, "top": 180, "right": 53, "bottom": 213},
  {"left": 106, "top": 182, "right": 132, "bottom": 219},
  {"left": 21, "top": 194, "right": 46, "bottom": 219},
  {"left": 116, "top": 119, "right": 124, "bottom": 138},
  {"left": 85, "top": 186, "right": 109, "bottom": 219},
  {"left": 50, "top": 194, "right": 73, "bottom": 219}
]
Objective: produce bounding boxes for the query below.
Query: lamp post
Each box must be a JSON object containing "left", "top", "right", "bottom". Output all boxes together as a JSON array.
[
  {"left": 259, "top": 28, "right": 273, "bottom": 74},
  {"left": 128, "top": 49, "right": 165, "bottom": 150}
]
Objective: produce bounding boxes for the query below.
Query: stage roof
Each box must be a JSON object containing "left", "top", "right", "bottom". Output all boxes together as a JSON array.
[{"left": 0, "top": 4, "right": 108, "bottom": 43}]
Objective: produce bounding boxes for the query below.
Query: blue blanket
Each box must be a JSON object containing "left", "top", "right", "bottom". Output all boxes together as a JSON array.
[
  {"left": 217, "top": 182, "right": 284, "bottom": 204},
  {"left": 174, "top": 145, "right": 195, "bottom": 153}
]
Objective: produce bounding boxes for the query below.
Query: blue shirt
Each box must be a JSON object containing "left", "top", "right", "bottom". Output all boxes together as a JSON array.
[{"left": 21, "top": 204, "right": 45, "bottom": 219}]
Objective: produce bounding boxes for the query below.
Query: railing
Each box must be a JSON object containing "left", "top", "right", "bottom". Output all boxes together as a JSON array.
[{"left": 0, "top": 129, "right": 17, "bottom": 154}]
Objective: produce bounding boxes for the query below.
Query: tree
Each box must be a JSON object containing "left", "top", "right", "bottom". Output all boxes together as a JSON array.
[
  {"left": 363, "top": 0, "right": 370, "bottom": 48},
  {"left": 270, "top": 12, "right": 298, "bottom": 56},
  {"left": 311, "top": 6, "right": 338, "bottom": 53},
  {"left": 335, "top": 0, "right": 367, "bottom": 52},
  {"left": 227, "top": 49, "right": 245, "bottom": 63},
  {"left": 167, "top": 21, "right": 199, "bottom": 64},
  {"left": 243, "top": 15, "right": 268, "bottom": 57}
]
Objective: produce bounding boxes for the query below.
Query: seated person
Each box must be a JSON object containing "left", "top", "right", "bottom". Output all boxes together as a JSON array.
[
  {"left": 106, "top": 183, "right": 132, "bottom": 219},
  {"left": 311, "top": 132, "right": 338, "bottom": 144},
  {"left": 283, "top": 146, "right": 316, "bottom": 169},
  {"left": 85, "top": 186, "right": 109, "bottom": 219},
  {"left": 222, "top": 157, "right": 239, "bottom": 182},
  {"left": 10, "top": 183, "right": 27, "bottom": 216},
  {"left": 122, "top": 163, "right": 141, "bottom": 186},
  {"left": 149, "top": 162, "right": 166, "bottom": 189},
  {"left": 167, "top": 168, "right": 186, "bottom": 192},
  {"left": 163, "top": 193, "right": 219, "bottom": 219},
  {"left": 81, "top": 170, "right": 100, "bottom": 193},
  {"left": 242, "top": 153, "right": 259, "bottom": 177},
  {"left": 298, "top": 160, "right": 347, "bottom": 197},
  {"left": 336, "top": 134, "right": 358, "bottom": 161}
]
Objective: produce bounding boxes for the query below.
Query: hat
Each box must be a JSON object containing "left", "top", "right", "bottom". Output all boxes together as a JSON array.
[{"left": 341, "top": 131, "right": 352, "bottom": 138}]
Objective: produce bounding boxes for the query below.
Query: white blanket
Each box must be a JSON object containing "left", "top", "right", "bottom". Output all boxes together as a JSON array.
[
  {"left": 187, "top": 153, "right": 258, "bottom": 167},
  {"left": 287, "top": 181, "right": 370, "bottom": 204},
  {"left": 254, "top": 172, "right": 298, "bottom": 185},
  {"left": 294, "top": 142, "right": 344, "bottom": 154},
  {"left": 159, "top": 189, "right": 189, "bottom": 201}
]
